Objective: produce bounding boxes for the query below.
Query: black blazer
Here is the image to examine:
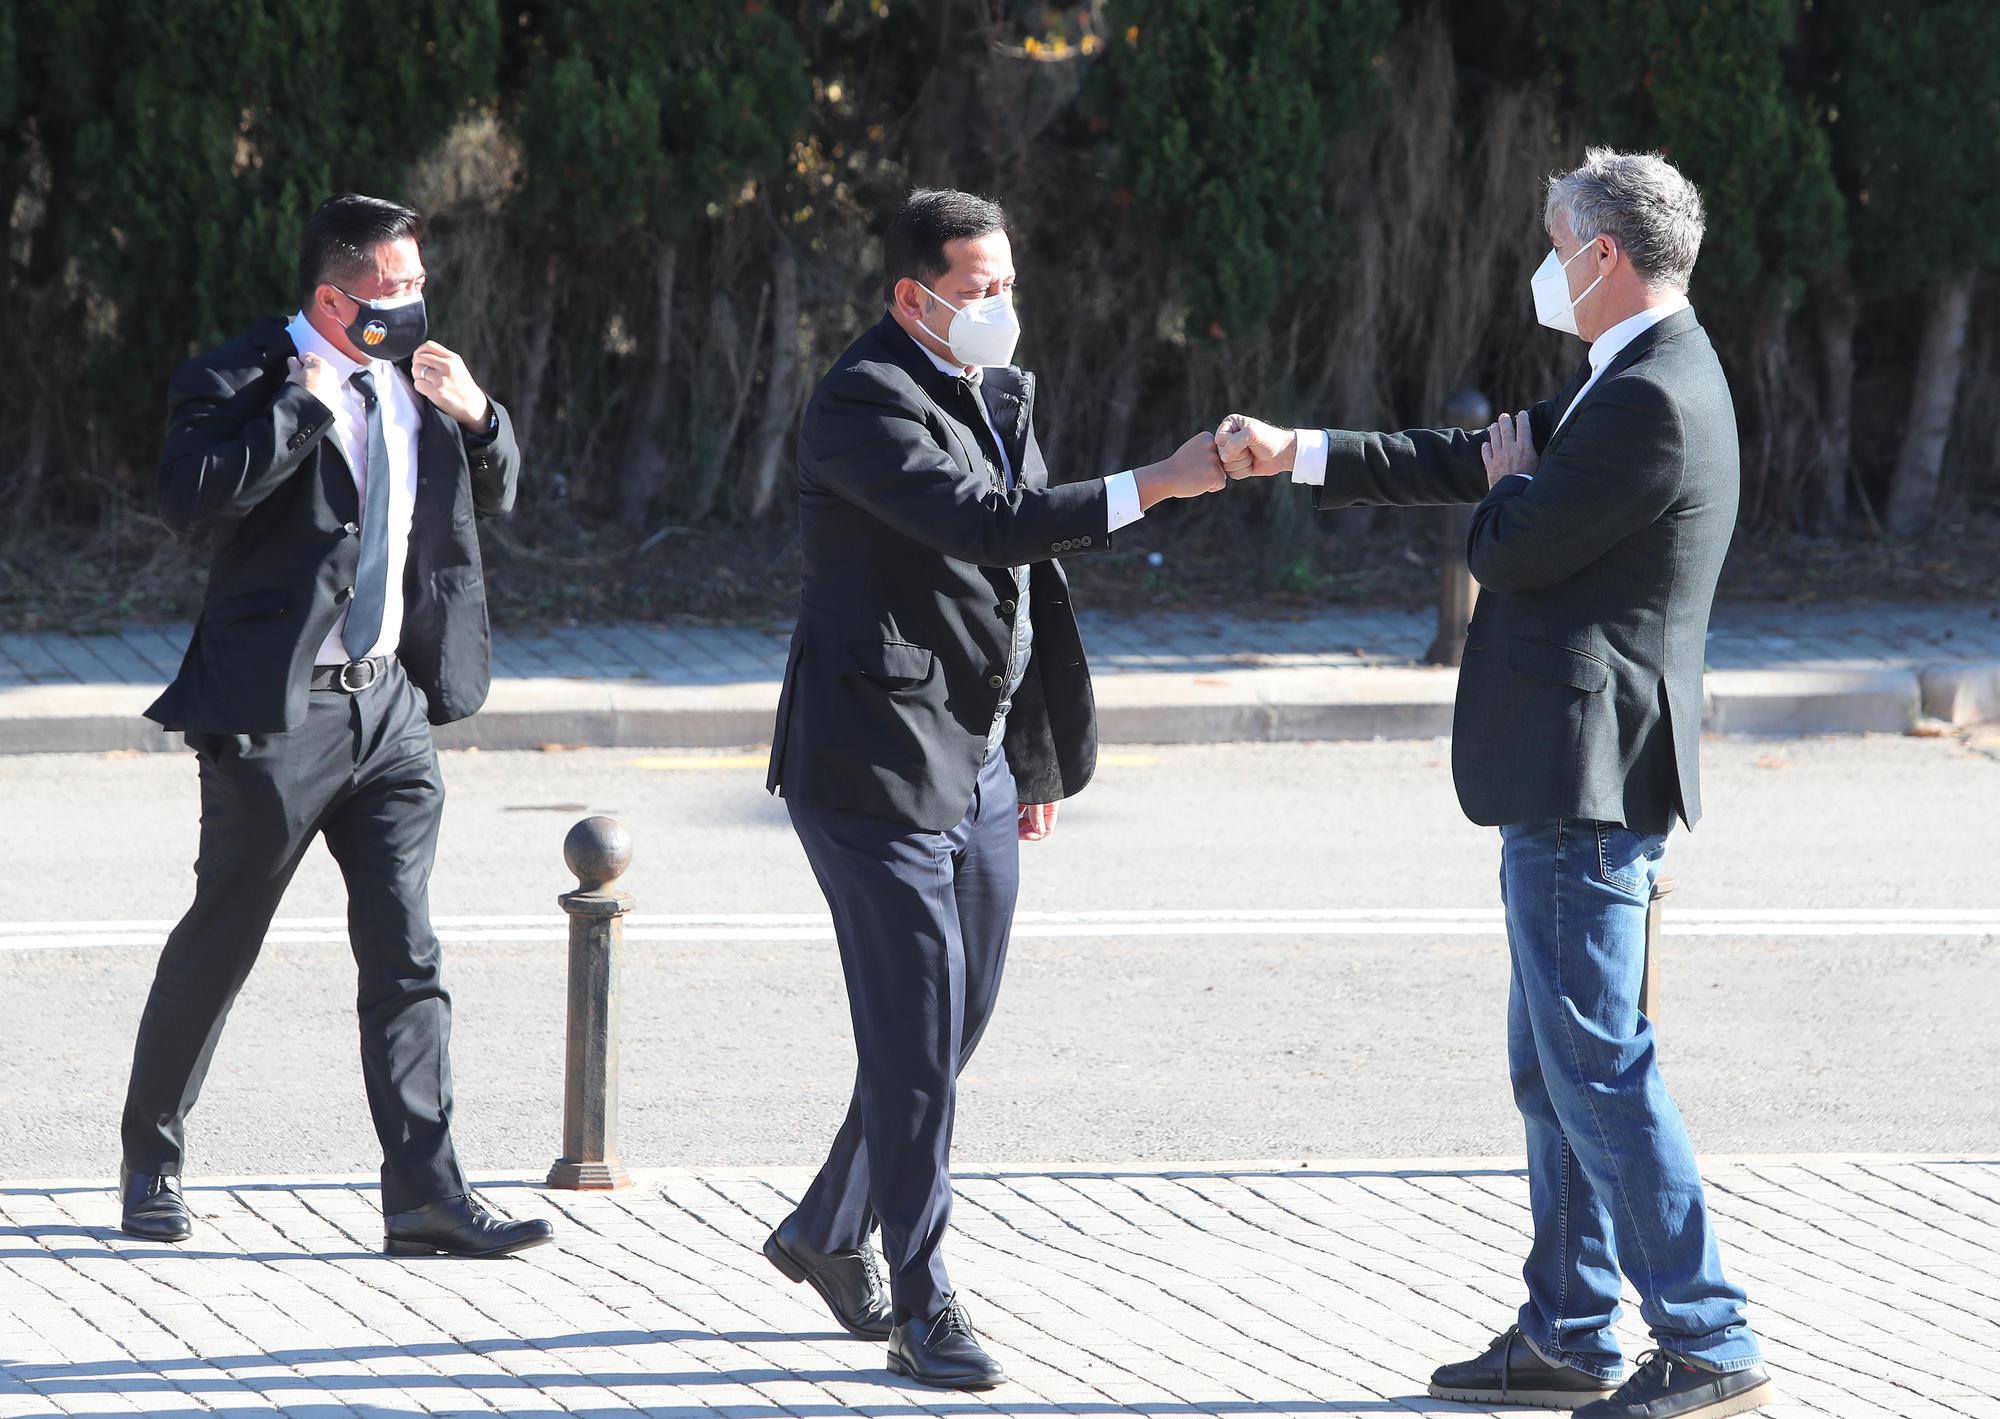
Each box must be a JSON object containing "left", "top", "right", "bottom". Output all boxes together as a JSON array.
[
  {"left": 145, "top": 316, "right": 520, "bottom": 736},
  {"left": 767, "top": 315, "right": 1109, "bottom": 831},
  {"left": 1313, "top": 309, "right": 1738, "bottom": 834}
]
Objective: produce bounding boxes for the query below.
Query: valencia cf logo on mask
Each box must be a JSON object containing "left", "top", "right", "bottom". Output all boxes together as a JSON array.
[{"left": 362, "top": 320, "right": 388, "bottom": 346}]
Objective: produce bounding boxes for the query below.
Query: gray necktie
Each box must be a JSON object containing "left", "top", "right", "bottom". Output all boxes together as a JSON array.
[{"left": 342, "top": 369, "right": 394, "bottom": 661}]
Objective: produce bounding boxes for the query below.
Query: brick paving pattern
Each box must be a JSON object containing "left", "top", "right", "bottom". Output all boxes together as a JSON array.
[
  {"left": 1, "top": 1158, "right": 1992, "bottom": 1417},
  {"left": 3, "top": 606, "right": 1997, "bottom": 689}
]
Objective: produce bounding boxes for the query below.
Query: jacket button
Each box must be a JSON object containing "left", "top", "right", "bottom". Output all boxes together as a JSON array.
[
  {"left": 343, "top": 522, "right": 360, "bottom": 536},
  {"left": 988, "top": 674, "right": 1005, "bottom": 689},
  {"left": 1081, "top": 536, "right": 1093, "bottom": 547},
  {"left": 999, "top": 600, "right": 1016, "bottom": 616},
  {"left": 336, "top": 586, "right": 354, "bottom": 605}
]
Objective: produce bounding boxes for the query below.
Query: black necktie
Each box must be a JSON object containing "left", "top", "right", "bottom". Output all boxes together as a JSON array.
[{"left": 342, "top": 369, "right": 394, "bottom": 661}]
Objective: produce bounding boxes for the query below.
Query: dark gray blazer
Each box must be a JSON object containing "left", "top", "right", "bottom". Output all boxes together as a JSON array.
[
  {"left": 1312, "top": 308, "right": 1738, "bottom": 834},
  {"left": 768, "top": 315, "right": 1107, "bottom": 831},
  {"left": 146, "top": 316, "right": 520, "bottom": 736}
]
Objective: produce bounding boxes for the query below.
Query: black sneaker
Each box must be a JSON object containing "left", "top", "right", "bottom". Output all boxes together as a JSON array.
[
  {"left": 1429, "top": 1326, "right": 1618, "bottom": 1409},
  {"left": 1576, "top": 1350, "right": 1776, "bottom": 1418}
]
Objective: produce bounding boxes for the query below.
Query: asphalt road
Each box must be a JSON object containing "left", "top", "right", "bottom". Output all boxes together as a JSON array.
[{"left": 1, "top": 732, "right": 1995, "bottom": 1181}]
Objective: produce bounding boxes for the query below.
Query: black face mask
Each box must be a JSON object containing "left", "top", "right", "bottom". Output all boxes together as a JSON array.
[{"left": 335, "top": 287, "right": 428, "bottom": 362}]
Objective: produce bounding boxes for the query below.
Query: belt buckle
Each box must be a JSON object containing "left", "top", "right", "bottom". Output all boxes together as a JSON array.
[{"left": 337, "top": 658, "right": 379, "bottom": 692}]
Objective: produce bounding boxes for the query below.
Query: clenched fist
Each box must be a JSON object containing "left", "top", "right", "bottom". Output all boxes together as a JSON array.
[
  {"left": 1214, "top": 414, "right": 1296, "bottom": 479},
  {"left": 409, "top": 340, "right": 492, "bottom": 431},
  {"left": 1133, "top": 431, "right": 1228, "bottom": 511}
]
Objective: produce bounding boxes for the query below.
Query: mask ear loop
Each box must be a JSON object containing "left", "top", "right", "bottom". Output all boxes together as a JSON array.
[
  {"left": 1566, "top": 238, "right": 1609, "bottom": 311},
  {"left": 910, "top": 281, "right": 970, "bottom": 365}
]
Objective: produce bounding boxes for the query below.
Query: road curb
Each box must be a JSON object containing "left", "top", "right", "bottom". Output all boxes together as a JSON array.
[{"left": 1, "top": 660, "right": 1993, "bottom": 755}]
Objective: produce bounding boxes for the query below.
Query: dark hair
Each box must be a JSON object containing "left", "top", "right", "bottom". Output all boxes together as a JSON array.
[
  {"left": 883, "top": 188, "right": 1008, "bottom": 304},
  {"left": 297, "top": 193, "right": 424, "bottom": 304}
]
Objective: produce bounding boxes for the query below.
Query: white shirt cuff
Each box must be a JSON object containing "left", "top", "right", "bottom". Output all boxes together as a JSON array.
[
  {"left": 1104, "top": 470, "right": 1143, "bottom": 532},
  {"left": 1290, "top": 428, "right": 1328, "bottom": 486}
]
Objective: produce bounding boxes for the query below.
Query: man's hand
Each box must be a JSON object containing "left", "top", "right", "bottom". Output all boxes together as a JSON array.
[
  {"left": 1018, "top": 802, "right": 1059, "bottom": 842},
  {"left": 1214, "top": 414, "right": 1297, "bottom": 478},
  {"left": 1481, "top": 410, "right": 1537, "bottom": 486},
  {"left": 411, "top": 340, "right": 493, "bottom": 431},
  {"left": 1133, "top": 431, "right": 1227, "bottom": 511},
  {"left": 285, "top": 352, "right": 344, "bottom": 411}
]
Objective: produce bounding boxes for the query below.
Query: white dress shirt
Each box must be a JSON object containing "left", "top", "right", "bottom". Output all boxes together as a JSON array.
[
  {"left": 286, "top": 311, "right": 424, "bottom": 665},
  {"left": 1553, "top": 297, "right": 1688, "bottom": 432},
  {"left": 1289, "top": 296, "right": 1692, "bottom": 486},
  {"left": 917, "top": 343, "right": 1143, "bottom": 531}
]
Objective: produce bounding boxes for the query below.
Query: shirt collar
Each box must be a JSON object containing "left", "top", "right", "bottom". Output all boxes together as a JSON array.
[
  {"left": 915, "top": 331, "right": 978, "bottom": 384},
  {"left": 286, "top": 309, "right": 373, "bottom": 385},
  {"left": 1587, "top": 296, "right": 1690, "bottom": 373}
]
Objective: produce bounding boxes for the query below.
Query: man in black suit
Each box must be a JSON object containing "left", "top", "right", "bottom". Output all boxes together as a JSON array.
[
  {"left": 1219, "top": 150, "right": 1774, "bottom": 1419},
  {"left": 764, "top": 188, "right": 1224, "bottom": 1389},
  {"left": 119, "top": 194, "right": 553, "bottom": 1262}
]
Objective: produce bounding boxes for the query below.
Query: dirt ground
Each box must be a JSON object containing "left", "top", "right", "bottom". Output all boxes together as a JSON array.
[{"left": 8, "top": 496, "right": 1996, "bottom": 634}]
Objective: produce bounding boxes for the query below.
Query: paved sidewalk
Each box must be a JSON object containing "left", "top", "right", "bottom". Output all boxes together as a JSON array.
[
  {"left": 1, "top": 1157, "right": 1993, "bottom": 1418},
  {"left": 2, "top": 604, "right": 1996, "bottom": 753}
]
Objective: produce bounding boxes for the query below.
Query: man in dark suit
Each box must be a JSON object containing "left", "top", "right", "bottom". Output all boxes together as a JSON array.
[
  {"left": 764, "top": 188, "right": 1223, "bottom": 1389},
  {"left": 119, "top": 193, "right": 553, "bottom": 1262},
  {"left": 1219, "top": 150, "right": 1774, "bottom": 1419}
]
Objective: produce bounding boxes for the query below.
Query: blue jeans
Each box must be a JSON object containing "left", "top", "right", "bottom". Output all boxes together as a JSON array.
[{"left": 1499, "top": 819, "right": 1761, "bottom": 1380}]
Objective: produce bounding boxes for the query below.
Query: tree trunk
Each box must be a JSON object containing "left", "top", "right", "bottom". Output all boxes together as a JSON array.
[
  {"left": 688, "top": 284, "right": 767, "bottom": 522},
  {"left": 617, "top": 241, "right": 678, "bottom": 528},
  {"left": 1885, "top": 273, "right": 1976, "bottom": 538},
  {"left": 514, "top": 253, "right": 560, "bottom": 453},
  {"left": 1098, "top": 341, "right": 1145, "bottom": 477},
  {"left": 748, "top": 234, "right": 802, "bottom": 519},
  {"left": 1811, "top": 272, "right": 1858, "bottom": 532}
]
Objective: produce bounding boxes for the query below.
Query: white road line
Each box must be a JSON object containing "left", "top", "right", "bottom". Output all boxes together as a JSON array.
[{"left": 0, "top": 909, "right": 1995, "bottom": 952}]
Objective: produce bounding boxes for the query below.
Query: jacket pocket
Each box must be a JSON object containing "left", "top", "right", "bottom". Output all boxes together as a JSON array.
[
  {"left": 844, "top": 639, "right": 934, "bottom": 686},
  {"left": 209, "top": 587, "right": 288, "bottom": 624},
  {"left": 1508, "top": 638, "right": 1610, "bottom": 693}
]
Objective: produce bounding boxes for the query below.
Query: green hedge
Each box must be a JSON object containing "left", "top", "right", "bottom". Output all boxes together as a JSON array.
[{"left": 1, "top": 0, "right": 1993, "bottom": 560}]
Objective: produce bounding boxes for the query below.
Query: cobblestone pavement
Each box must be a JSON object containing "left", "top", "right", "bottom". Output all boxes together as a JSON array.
[
  {"left": 3, "top": 605, "right": 1996, "bottom": 688},
  {"left": 1, "top": 1158, "right": 1992, "bottom": 1417}
]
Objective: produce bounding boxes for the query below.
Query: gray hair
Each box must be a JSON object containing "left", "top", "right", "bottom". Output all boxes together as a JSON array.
[{"left": 1545, "top": 147, "right": 1706, "bottom": 292}]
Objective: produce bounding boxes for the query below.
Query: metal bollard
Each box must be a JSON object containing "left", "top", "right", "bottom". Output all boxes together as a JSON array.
[
  {"left": 546, "top": 815, "right": 634, "bottom": 1191},
  {"left": 1425, "top": 387, "right": 1493, "bottom": 667},
  {"left": 1641, "top": 875, "right": 1674, "bottom": 1025}
]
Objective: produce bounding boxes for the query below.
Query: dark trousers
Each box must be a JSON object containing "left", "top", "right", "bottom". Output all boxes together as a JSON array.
[
  {"left": 120, "top": 661, "right": 467, "bottom": 1215},
  {"left": 783, "top": 749, "right": 1021, "bottom": 1326}
]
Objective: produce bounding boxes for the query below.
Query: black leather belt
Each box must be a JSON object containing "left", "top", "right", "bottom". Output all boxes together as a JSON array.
[{"left": 310, "top": 655, "right": 390, "bottom": 693}]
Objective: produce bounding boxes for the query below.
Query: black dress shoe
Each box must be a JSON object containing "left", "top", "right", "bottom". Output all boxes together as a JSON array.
[
  {"left": 120, "top": 1167, "right": 192, "bottom": 1242},
  {"left": 1429, "top": 1326, "right": 1618, "bottom": 1410},
  {"left": 1576, "top": 1351, "right": 1776, "bottom": 1418},
  {"left": 887, "top": 1299, "right": 1006, "bottom": 1391},
  {"left": 763, "top": 1222, "right": 893, "bottom": 1339},
  {"left": 383, "top": 1194, "right": 554, "bottom": 1258}
]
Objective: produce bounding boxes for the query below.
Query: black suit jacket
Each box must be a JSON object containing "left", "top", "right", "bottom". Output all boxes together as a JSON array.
[
  {"left": 145, "top": 316, "right": 520, "bottom": 735},
  {"left": 1312, "top": 309, "right": 1738, "bottom": 833},
  {"left": 767, "top": 315, "right": 1109, "bottom": 831}
]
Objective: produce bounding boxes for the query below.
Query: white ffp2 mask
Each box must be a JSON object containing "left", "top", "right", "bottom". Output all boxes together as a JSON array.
[
  {"left": 1531, "top": 241, "right": 1606, "bottom": 336},
  {"left": 919, "top": 282, "right": 1021, "bottom": 368}
]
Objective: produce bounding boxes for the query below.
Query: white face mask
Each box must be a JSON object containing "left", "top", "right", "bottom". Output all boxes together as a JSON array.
[
  {"left": 1531, "top": 239, "right": 1607, "bottom": 336},
  {"left": 918, "top": 281, "right": 1021, "bottom": 368}
]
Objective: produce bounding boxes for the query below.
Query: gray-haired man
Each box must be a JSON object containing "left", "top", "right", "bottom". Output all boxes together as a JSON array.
[{"left": 1217, "top": 149, "right": 1774, "bottom": 1419}]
